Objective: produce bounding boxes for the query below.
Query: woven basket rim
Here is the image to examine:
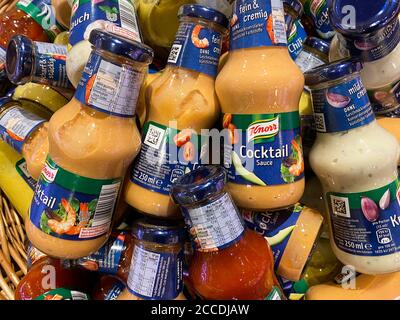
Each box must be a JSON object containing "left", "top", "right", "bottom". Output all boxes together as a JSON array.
[
  {"left": 0, "top": 190, "right": 27, "bottom": 300},
  {"left": 0, "top": 0, "right": 19, "bottom": 14}
]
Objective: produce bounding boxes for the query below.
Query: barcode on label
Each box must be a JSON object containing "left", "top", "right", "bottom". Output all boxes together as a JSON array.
[
  {"left": 314, "top": 112, "right": 327, "bottom": 132},
  {"left": 71, "top": 291, "right": 89, "bottom": 300},
  {"left": 144, "top": 124, "right": 165, "bottom": 149},
  {"left": 330, "top": 195, "right": 351, "bottom": 218},
  {"left": 119, "top": 0, "right": 140, "bottom": 38},
  {"left": 168, "top": 44, "right": 182, "bottom": 64},
  {"left": 92, "top": 182, "right": 121, "bottom": 227}
]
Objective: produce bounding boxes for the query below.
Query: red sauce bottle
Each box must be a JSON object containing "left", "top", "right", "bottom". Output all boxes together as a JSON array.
[
  {"left": 15, "top": 257, "right": 98, "bottom": 300},
  {"left": 0, "top": 1, "right": 64, "bottom": 72},
  {"left": 171, "top": 166, "right": 285, "bottom": 300}
]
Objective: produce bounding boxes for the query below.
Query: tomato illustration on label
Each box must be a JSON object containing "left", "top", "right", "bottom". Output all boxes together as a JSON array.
[
  {"left": 85, "top": 74, "right": 97, "bottom": 103},
  {"left": 191, "top": 25, "right": 210, "bottom": 49},
  {"left": 6, "top": 129, "right": 24, "bottom": 142},
  {"left": 267, "top": 15, "right": 275, "bottom": 44}
]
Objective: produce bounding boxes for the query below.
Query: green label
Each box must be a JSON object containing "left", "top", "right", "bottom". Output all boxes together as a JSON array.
[
  {"left": 30, "top": 156, "right": 122, "bottom": 241},
  {"left": 327, "top": 179, "right": 400, "bottom": 256},
  {"left": 224, "top": 111, "right": 304, "bottom": 186},
  {"left": 15, "top": 158, "right": 37, "bottom": 190},
  {"left": 35, "top": 288, "right": 89, "bottom": 300},
  {"left": 16, "top": 0, "right": 65, "bottom": 41}
]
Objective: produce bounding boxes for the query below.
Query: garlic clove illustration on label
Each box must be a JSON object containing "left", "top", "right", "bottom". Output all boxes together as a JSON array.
[
  {"left": 361, "top": 197, "right": 380, "bottom": 222},
  {"left": 325, "top": 91, "right": 351, "bottom": 108},
  {"left": 379, "top": 189, "right": 391, "bottom": 210}
]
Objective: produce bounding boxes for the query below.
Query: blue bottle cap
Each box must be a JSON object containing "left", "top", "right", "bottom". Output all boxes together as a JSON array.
[
  {"left": 283, "top": 0, "right": 304, "bottom": 17},
  {"left": 171, "top": 166, "right": 227, "bottom": 206},
  {"left": 330, "top": 0, "right": 400, "bottom": 36},
  {"left": 0, "top": 96, "right": 12, "bottom": 109},
  {"left": 304, "top": 58, "right": 363, "bottom": 86},
  {"left": 304, "top": 37, "right": 330, "bottom": 56},
  {"left": 89, "top": 29, "right": 154, "bottom": 64},
  {"left": 178, "top": 4, "right": 229, "bottom": 29},
  {"left": 6, "top": 35, "right": 34, "bottom": 85},
  {"left": 132, "top": 218, "right": 187, "bottom": 245}
]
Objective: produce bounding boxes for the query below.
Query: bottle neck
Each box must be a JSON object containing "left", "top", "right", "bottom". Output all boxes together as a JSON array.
[
  {"left": 182, "top": 191, "right": 246, "bottom": 253},
  {"left": 310, "top": 74, "right": 376, "bottom": 135},
  {"left": 167, "top": 16, "right": 226, "bottom": 79},
  {"left": 127, "top": 242, "right": 184, "bottom": 300},
  {"left": 74, "top": 48, "right": 147, "bottom": 118},
  {"left": 66, "top": 231, "right": 127, "bottom": 274},
  {"left": 339, "top": 18, "right": 400, "bottom": 63},
  {"left": 230, "top": 0, "right": 288, "bottom": 52}
]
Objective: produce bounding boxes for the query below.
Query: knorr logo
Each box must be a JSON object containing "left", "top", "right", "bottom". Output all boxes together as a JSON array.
[
  {"left": 71, "top": 0, "right": 79, "bottom": 15},
  {"left": 247, "top": 117, "right": 280, "bottom": 142},
  {"left": 41, "top": 162, "right": 58, "bottom": 183},
  {"left": 311, "top": 0, "right": 325, "bottom": 16}
]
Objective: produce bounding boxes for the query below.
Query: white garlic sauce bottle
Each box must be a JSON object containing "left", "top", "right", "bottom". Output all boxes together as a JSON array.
[
  {"left": 306, "top": 59, "right": 400, "bottom": 275},
  {"left": 329, "top": 0, "right": 400, "bottom": 117}
]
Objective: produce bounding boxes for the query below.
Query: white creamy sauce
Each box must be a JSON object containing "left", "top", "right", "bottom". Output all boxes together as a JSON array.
[{"left": 310, "top": 121, "right": 400, "bottom": 274}]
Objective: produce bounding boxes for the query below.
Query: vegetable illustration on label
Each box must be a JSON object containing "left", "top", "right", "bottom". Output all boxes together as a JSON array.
[
  {"left": 379, "top": 190, "right": 391, "bottom": 210},
  {"left": 30, "top": 157, "right": 121, "bottom": 241},
  {"left": 232, "top": 151, "right": 266, "bottom": 186},
  {"left": 16, "top": 0, "right": 65, "bottom": 40},
  {"left": 361, "top": 197, "right": 379, "bottom": 222},
  {"left": 266, "top": 225, "right": 295, "bottom": 246},
  {"left": 327, "top": 180, "right": 400, "bottom": 257},
  {"left": 326, "top": 91, "right": 351, "bottom": 108},
  {"left": 98, "top": 6, "right": 118, "bottom": 22},
  {"left": 42, "top": 198, "right": 95, "bottom": 236},
  {"left": 280, "top": 136, "right": 304, "bottom": 183}
]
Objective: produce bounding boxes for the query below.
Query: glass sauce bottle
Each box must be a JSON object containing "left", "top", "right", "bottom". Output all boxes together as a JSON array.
[
  {"left": 216, "top": 0, "right": 305, "bottom": 210},
  {"left": 306, "top": 59, "right": 400, "bottom": 274},
  {"left": 117, "top": 219, "right": 186, "bottom": 300},
  {"left": 171, "top": 166, "right": 284, "bottom": 300},
  {"left": 26, "top": 30, "right": 153, "bottom": 259},
  {"left": 124, "top": 4, "right": 228, "bottom": 218}
]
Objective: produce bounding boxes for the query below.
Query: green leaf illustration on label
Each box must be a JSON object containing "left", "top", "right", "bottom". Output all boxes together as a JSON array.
[
  {"left": 266, "top": 225, "right": 296, "bottom": 246},
  {"left": 232, "top": 151, "right": 267, "bottom": 186},
  {"left": 280, "top": 135, "right": 304, "bottom": 183}
]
